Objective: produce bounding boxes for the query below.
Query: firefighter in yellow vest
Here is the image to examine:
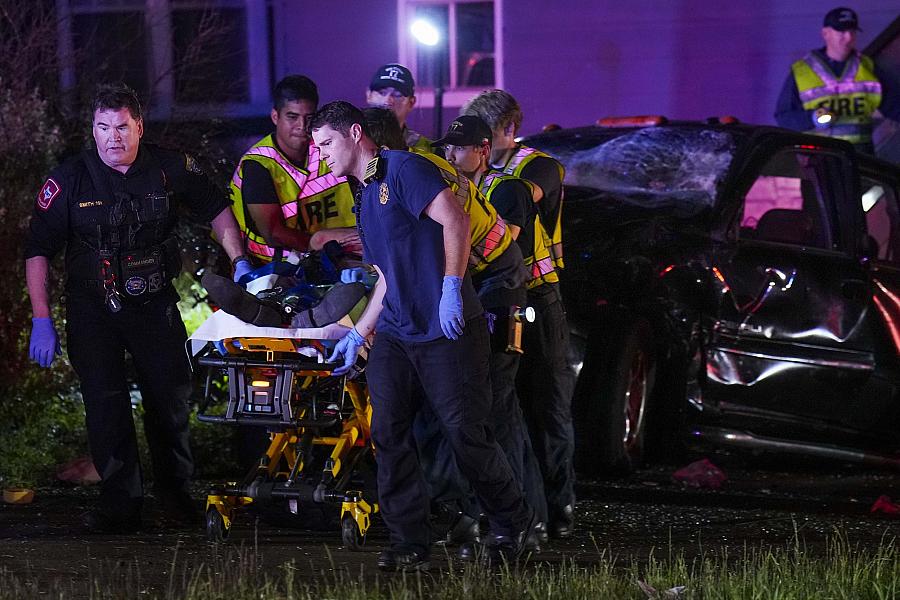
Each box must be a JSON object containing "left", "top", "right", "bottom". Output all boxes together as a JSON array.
[
  {"left": 440, "top": 115, "right": 560, "bottom": 552},
  {"left": 463, "top": 90, "right": 565, "bottom": 272},
  {"left": 362, "top": 107, "right": 540, "bottom": 549},
  {"left": 462, "top": 91, "right": 576, "bottom": 540},
  {"left": 230, "top": 75, "right": 357, "bottom": 264},
  {"left": 366, "top": 64, "right": 433, "bottom": 153},
  {"left": 775, "top": 7, "right": 900, "bottom": 155}
]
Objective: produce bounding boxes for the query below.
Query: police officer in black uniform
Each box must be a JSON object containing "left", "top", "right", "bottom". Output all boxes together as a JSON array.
[{"left": 24, "top": 84, "right": 247, "bottom": 532}]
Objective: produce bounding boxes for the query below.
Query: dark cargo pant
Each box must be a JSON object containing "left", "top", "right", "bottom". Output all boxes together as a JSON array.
[
  {"left": 66, "top": 291, "right": 194, "bottom": 519},
  {"left": 517, "top": 282, "right": 576, "bottom": 520},
  {"left": 367, "top": 317, "right": 531, "bottom": 556}
]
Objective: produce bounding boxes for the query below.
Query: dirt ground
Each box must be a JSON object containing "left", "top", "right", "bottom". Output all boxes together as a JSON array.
[{"left": 2, "top": 456, "right": 900, "bottom": 594}]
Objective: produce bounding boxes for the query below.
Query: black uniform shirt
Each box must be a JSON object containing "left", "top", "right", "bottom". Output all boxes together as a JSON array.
[
  {"left": 517, "top": 153, "right": 563, "bottom": 239},
  {"left": 25, "top": 144, "right": 228, "bottom": 290}
]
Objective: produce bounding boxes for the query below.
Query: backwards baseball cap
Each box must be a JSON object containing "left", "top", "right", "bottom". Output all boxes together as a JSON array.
[
  {"left": 433, "top": 115, "right": 493, "bottom": 147},
  {"left": 824, "top": 7, "right": 861, "bottom": 31},
  {"left": 369, "top": 63, "right": 415, "bottom": 97}
]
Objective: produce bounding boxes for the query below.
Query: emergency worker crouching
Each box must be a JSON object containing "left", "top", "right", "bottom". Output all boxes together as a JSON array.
[{"left": 24, "top": 83, "right": 248, "bottom": 533}]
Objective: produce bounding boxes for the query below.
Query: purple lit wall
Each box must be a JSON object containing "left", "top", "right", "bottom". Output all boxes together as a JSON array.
[{"left": 274, "top": 1, "right": 899, "bottom": 137}]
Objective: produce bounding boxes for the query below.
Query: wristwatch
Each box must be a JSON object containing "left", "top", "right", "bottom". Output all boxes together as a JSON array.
[{"left": 232, "top": 254, "right": 251, "bottom": 267}]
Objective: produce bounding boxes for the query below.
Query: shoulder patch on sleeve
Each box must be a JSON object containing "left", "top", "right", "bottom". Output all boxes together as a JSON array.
[
  {"left": 184, "top": 154, "right": 203, "bottom": 174},
  {"left": 37, "top": 178, "right": 61, "bottom": 211}
]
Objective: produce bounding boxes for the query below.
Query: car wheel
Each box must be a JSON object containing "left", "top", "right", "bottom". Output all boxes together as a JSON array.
[{"left": 574, "top": 316, "right": 656, "bottom": 475}]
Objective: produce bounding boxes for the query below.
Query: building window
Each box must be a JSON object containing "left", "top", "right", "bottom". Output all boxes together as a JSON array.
[
  {"left": 58, "top": 0, "right": 270, "bottom": 118},
  {"left": 399, "top": 0, "right": 500, "bottom": 106}
]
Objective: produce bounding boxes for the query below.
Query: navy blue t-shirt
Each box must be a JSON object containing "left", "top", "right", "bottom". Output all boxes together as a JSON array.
[{"left": 360, "top": 150, "right": 483, "bottom": 341}]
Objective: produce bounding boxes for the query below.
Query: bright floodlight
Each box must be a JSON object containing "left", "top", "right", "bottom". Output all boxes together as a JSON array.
[{"left": 411, "top": 19, "right": 439, "bottom": 46}]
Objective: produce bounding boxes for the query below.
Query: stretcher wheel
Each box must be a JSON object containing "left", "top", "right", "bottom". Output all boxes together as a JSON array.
[
  {"left": 206, "top": 508, "right": 229, "bottom": 542},
  {"left": 341, "top": 515, "right": 366, "bottom": 551}
]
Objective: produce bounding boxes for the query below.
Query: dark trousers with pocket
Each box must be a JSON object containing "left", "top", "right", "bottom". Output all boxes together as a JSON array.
[
  {"left": 517, "top": 282, "right": 576, "bottom": 518},
  {"left": 66, "top": 290, "right": 194, "bottom": 518},
  {"left": 414, "top": 325, "right": 549, "bottom": 525},
  {"left": 367, "top": 317, "right": 531, "bottom": 556}
]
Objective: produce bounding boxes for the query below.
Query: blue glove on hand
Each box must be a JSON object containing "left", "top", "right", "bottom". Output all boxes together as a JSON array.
[
  {"left": 438, "top": 275, "right": 465, "bottom": 340},
  {"left": 341, "top": 267, "right": 366, "bottom": 284},
  {"left": 340, "top": 267, "right": 377, "bottom": 288},
  {"left": 328, "top": 327, "right": 366, "bottom": 376},
  {"left": 233, "top": 258, "right": 254, "bottom": 283},
  {"left": 29, "top": 317, "right": 61, "bottom": 368}
]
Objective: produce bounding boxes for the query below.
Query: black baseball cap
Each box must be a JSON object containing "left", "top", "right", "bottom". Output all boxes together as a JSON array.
[
  {"left": 823, "top": 7, "right": 861, "bottom": 31},
  {"left": 433, "top": 115, "right": 493, "bottom": 147},
  {"left": 369, "top": 64, "right": 415, "bottom": 97}
]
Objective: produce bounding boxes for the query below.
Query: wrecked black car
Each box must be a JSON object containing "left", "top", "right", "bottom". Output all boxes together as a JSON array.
[{"left": 524, "top": 121, "right": 900, "bottom": 474}]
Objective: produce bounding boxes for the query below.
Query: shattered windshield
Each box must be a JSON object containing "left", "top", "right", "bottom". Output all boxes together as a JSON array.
[{"left": 557, "top": 128, "right": 737, "bottom": 209}]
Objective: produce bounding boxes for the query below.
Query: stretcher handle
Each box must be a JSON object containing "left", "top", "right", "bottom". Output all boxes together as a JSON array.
[
  {"left": 196, "top": 414, "right": 341, "bottom": 428},
  {"left": 197, "top": 354, "right": 338, "bottom": 371}
]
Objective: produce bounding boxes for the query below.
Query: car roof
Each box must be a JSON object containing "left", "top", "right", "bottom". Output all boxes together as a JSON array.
[{"left": 522, "top": 120, "right": 850, "bottom": 156}]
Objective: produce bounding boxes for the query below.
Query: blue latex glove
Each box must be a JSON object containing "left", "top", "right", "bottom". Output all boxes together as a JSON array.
[
  {"left": 328, "top": 327, "right": 365, "bottom": 376},
  {"left": 438, "top": 275, "right": 465, "bottom": 340},
  {"left": 340, "top": 267, "right": 377, "bottom": 288},
  {"left": 29, "top": 317, "right": 61, "bottom": 368},
  {"left": 233, "top": 258, "right": 254, "bottom": 283},
  {"left": 341, "top": 267, "right": 367, "bottom": 284}
]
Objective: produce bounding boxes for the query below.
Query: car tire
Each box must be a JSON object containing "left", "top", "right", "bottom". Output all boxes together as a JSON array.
[{"left": 574, "top": 315, "right": 656, "bottom": 475}]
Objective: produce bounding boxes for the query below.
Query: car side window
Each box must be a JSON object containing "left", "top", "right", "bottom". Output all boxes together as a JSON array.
[
  {"left": 738, "top": 151, "right": 833, "bottom": 249},
  {"left": 861, "top": 173, "right": 900, "bottom": 267}
]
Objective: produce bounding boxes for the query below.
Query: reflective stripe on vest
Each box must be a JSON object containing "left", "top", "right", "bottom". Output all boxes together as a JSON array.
[
  {"left": 413, "top": 149, "right": 513, "bottom": 274},
  {"left": 791, "top": 51, "right": 882, "bottom": 145},
  {"left": 479, "top": 170, "right": 558, "bottom": 289},
  {"left": 501, "top": 145, "right": 566, "bottom": 270},
  {"left": 229, "top": 135, "right": 354, "bottom": 261}
]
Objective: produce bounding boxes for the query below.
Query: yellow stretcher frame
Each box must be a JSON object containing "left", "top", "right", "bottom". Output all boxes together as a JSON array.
[{"left": 197, "top": 336, "right": 377, "bottom": 550}]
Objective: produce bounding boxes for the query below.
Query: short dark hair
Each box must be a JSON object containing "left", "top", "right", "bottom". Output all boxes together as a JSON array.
[
  {"left": 272, "top": 75, "right": 319, "bottom": 111},
  {"left": 363, "top": 107, "right": 405, "bottom": 150},
  {"left": 311, "top": 101, "right": 369, "bottom": 137},
  {"left": 91, "top": 83, "right": 142, "bottom": 121}
]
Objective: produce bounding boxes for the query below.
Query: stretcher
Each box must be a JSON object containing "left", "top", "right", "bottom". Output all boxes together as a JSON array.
[{"left": 187, "top": 310, "right": 377, "bottom": 549}]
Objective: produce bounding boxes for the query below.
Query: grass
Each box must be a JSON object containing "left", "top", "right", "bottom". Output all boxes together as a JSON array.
[{"left": 1, "top": 531, "right": 898, "bottom": 600}]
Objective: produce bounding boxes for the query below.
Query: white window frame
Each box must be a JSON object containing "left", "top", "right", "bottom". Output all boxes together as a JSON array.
[
  {"left": 57, "top": 0, "right": 271, "bottom": 119},
  {"left": 397, "top": 0, "right": 503, "bottom": 108}
]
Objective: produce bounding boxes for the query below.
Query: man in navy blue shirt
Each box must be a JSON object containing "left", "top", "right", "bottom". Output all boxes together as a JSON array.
[{"left": 310, "top": 101, "right": 534, "bottom": 572}]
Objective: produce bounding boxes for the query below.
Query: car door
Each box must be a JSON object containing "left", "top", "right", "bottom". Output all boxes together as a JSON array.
[
  {"left": 857, "top": 158, "right": 900, "bottom": 402},
  {"left": 705, "top": 146, "right": 885, "bottom": 442}
]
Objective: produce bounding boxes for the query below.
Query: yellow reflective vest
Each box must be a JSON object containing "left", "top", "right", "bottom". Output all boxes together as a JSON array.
[
  {"left": 791, "top": 51, "right": 882, "bottom": 146},
  {"left": 479, "top": 170, "right": 559, "bottom": 290},
  {"left": 404, "top": 127, "right": 433, "bottom": 153},
  {"left": 229, "top": 134, "right": 355, "bottom": 261},
  {"left": 500, "top": 145, "right": 566, "bottom": 270},
  {"left": 412, "top": 149, "right": 514, "bottom": 275}
]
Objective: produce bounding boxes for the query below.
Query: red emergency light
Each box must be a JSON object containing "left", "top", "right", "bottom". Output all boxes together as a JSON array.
[{"left": 596, "top": 115, "right": 668, "bottom": 128}]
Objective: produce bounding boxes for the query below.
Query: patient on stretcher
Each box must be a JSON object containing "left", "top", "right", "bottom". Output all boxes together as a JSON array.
[{"left": 202, "top": 243, "right": 374, "bottom": 329}]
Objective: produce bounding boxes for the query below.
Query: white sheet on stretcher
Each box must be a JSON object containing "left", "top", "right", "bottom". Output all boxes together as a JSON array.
[{"left": 186, "top": 309, "right": 351, "bottom": 357}]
